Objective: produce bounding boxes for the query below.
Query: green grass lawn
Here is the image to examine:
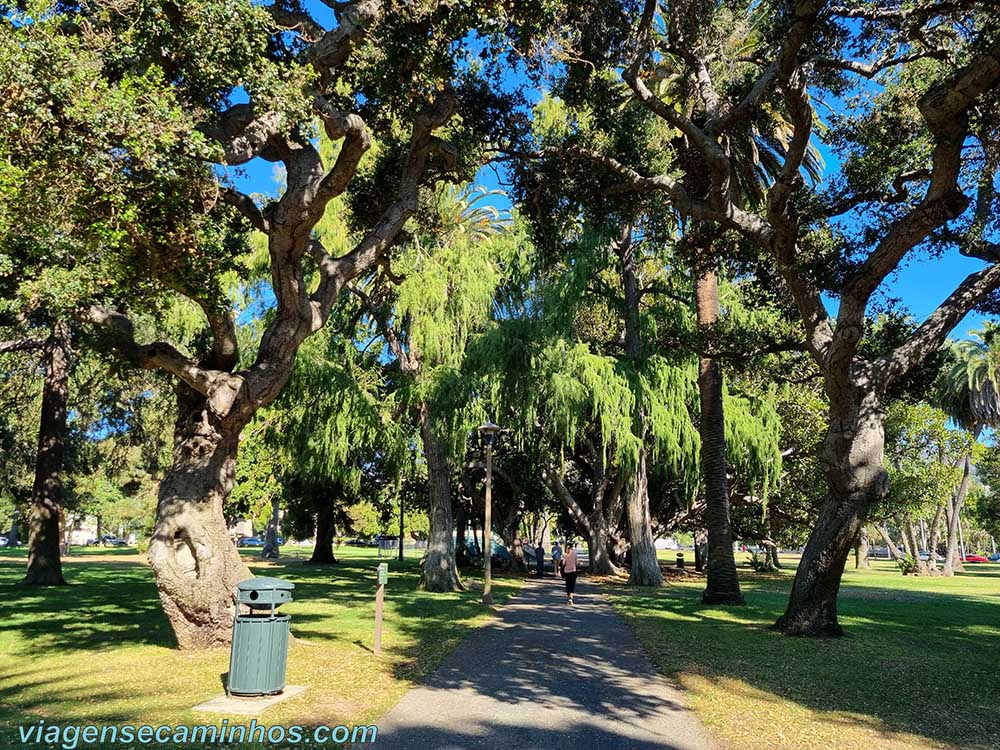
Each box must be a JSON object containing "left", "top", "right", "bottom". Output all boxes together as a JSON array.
[
  {"left": 0, "top": 544, "right": 521, "bottom": 748},
  {"left": 608, "top": 557, "right": 1000, "bottom": 750}
]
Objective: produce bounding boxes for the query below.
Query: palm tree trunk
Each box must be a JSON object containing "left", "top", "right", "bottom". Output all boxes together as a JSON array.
[{"left": 696, "top": 265, "right": 743, "bottom": 604}]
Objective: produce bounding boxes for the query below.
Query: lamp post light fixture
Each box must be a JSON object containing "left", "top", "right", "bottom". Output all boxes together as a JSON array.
[{"left": 478, "top": 420, "right": 501, "bottom": 606}]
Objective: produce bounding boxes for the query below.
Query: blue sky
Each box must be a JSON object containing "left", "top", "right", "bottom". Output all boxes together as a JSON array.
[
  {"left": 224, "top": 20, "right": 995, "bottom": 345},
  {"left": 229, "top": 151, "right": 993, "bottom": 344}
]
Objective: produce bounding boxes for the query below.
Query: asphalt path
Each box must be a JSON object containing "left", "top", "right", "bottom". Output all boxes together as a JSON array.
[{"left": 371, "top": 575, "right": 719, "bottom": 750}]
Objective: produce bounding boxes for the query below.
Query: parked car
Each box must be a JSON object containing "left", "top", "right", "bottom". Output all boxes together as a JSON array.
[
  {"left": 989, "top": 553, "right": 1000, "bottom": 562},
  {"left": 237, "top": 536, "right": 264, "bottom": 548},
  {"left": 0, "top": 535, "right": 7, "bottom": 546},
  {"left": 345, "top": 538, "right": 377, "bottom": 547},
  {"left": 100, "top": 535, "right": 128, "bottom": 547},
  {"left": 963, "top": 554, "right": 990, "bottom": 564}
]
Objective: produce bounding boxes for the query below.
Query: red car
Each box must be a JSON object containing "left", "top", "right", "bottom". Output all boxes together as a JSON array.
[{"left": 963, "top": 555, "right": 990, "bottom": 564}]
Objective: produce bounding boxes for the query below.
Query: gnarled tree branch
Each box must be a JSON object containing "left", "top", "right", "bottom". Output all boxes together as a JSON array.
[{"left": 80, "top": 305, "right": 243, "bottom": 416}]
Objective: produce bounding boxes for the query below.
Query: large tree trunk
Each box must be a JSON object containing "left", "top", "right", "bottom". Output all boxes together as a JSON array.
[
  {"left": 309, "top": 497, "right": 338, "bottom": 564},
  {"left": 261, "top": 495, "right": 281, "bottom": 559},
  {"left": 904, "top": 519, "right": 930, "bottom": 574},
  {"left": 854, "top": 526, "right": 871, "bottom": 569},
  {"left": 616, "top": 228, "right": 662, "bottom": 587},
  {"left": 6, "top": 508, "right": 20, "bottom": 546},
  {"left": 876, "top": 524, "right": 906, "bottom": 564},
  {"left": 625, "top": 449, "right": 663, "bottom": 586},
  {"left": 694, "top": 528, "right": 707, "bottom": 572},
  {"left": 770, "top": 544, "right": 783, "bottom": 569},
  {"left": 925, "top": 504, "right": 944, "bottom": 575},
  {"left": 510, "top": 536, "right": 527, "bottom": 573},
  {"left": 943, "top": 455, "right": 971, "bottom": 576},
  {"left": 22, "top": 321, "right": 71, "bottom": 586},
  {"left": 540, "top": 464, "right": 618, "bottom": 575},
  {"left": 147, "top": 387, "right": 252, "bottom": 649},
  {"left": 696, "top": 267, "right": 743, "bottom": 605},
  {"left": 774, "top": 384, "right": 885, "bottom": 636},
  {"left": 418, "top": 406, "right": 463, "bottom": 591},
  {"left": 586, "top": 511, "right": 617, "bottom": 574}
]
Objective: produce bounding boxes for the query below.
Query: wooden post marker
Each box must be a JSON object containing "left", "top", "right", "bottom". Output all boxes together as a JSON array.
[{"left": 374, "top": 563, "right": 387, "bottom": 655}]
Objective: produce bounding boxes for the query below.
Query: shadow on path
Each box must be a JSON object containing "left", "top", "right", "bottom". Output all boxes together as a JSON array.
[{"left": 372, "top": 577, "right": 718, "bottom": 750}]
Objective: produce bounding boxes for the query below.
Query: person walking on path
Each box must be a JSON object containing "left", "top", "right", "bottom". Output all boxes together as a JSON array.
[
  {"left": 551, "top": 540, "right": 563, "bottom": 576},
  {"left": 562, "top": 542, "right": 578, "bottom": 605},
  {"left": 535, "top": 541, "right": 545, "bottom": 577}
]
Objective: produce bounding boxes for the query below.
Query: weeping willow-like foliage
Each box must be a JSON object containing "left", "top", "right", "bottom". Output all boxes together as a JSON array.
[
  {"left": 937, "top": 324, "right": 1000, "bottom": 432},
  {"left": 376, "top": 183, "right": 527, "bottom": 458},
  {"left": 723, "top": 392, "right": 783, "bottom": 505},
  {"left": 469, "top": 319, "right": 782, "bottom": 502},
  {"left": 271, "top": 332, "right": 405, "bottom": 494}
]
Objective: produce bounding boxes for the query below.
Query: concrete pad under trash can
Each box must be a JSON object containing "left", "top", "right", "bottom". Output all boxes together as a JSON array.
[{"left": 193, "top": 685, "right": 307, "bottom": 716}]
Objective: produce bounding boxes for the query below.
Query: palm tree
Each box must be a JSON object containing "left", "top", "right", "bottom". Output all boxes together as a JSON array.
[
  {"left": 643, "top": 9, "right": 822, "bottom": 604},
  {"left": 936, "top": 323, "right": 1000, "bottom": 575}
]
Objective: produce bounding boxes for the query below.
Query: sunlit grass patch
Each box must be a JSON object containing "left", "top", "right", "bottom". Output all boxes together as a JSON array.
[
  {"left": 0, "top": 546, "right": 522, "bottom": 748},
  {"left": 608, "top": 559, "right": 1000, "bottom": 750}
]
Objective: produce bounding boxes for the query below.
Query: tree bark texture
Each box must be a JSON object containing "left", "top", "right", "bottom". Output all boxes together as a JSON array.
[
  {"left": 876, "top": 524, "right": 906, "bottom": 564},
  {"left": 418, "top": 406, "right": 463, "bottom": 591},
  {"left": 854, "top": 526, "right": 871, "bottom": 569},
  {"left": 625, "top": 449, "right": 663, "bottom": 586},
  {"left": 540, "top": 464, "right": 618, "bottom": 575},
  {"left": 774, "top": 382, "right": 886, "bottom": 635},
  {"left": 261, "top": 495, "right": 281, "bottom": 558},
  {"left": 904, "top": 519, "right": 929, "bottom": 574},
  {"left": 694, "top": 528, "right": 707, "bottom": 572},
  {"left": 943, "top": 455, "right": 971, "bottom": 576},
  {"left": 7, "top": 509, "right": 20, "bottom": 546},
  {"left": 147, "top": 386, "right": 251, "bottom": 649},
  {"left": 22, "top": 321, "right": 71, "bottom": 586},
  {"left": 309, "top": 497, "right": 338, "bottom": 564},
  {"left": 926, "top": 503, "right": 944, "bottom": 575},
  {"left": 617, "top": 228, "right": 662, "bottom": 587},
  {"left": 586, "top": 511, "right": 617, "bottom": 575},
  {"left": 696, "top": 267, "right": 743, "bottom": 605}
]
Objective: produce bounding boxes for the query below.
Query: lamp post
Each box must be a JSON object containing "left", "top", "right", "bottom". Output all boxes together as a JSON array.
[{"left": 478, "top": 420, "right": 501, "bottom": 606}]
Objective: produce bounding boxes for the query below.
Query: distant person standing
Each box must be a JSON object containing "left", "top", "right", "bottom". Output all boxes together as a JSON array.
[
  {"left": 562, "top": 542, "right": 578, "bottom": 605},
  {"left": 551, "top": 540, "right": 563, "bottom": 576},
  {"left": 535, "top": 541, "right": 545, "bottom": 577}
]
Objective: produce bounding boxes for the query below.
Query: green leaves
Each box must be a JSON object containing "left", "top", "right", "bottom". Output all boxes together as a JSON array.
[{"left": 883, "top": 401, "right": 972, "bottom": 519}]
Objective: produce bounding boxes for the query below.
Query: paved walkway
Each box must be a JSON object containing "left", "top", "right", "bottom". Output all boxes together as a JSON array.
[{"left": 372, "top": 576, "right": 718, "bottom": 750}]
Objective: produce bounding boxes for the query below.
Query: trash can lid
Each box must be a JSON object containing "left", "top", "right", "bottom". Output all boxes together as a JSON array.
[{"left": 237, "top": 576, "right": 295, "bottom": 591}]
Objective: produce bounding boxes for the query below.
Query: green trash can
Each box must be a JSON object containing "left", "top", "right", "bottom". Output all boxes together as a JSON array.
[{"left": 227, "top": 576, "right": 294, "bottom": 696}]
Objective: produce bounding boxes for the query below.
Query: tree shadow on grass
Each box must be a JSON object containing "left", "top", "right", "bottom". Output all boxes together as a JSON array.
[
  {"left": 607, "top": 574, "right": 1000, "bottom": 750},
  {"left": 0, "top": 559, "right": 175, "bottom": 653}
]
